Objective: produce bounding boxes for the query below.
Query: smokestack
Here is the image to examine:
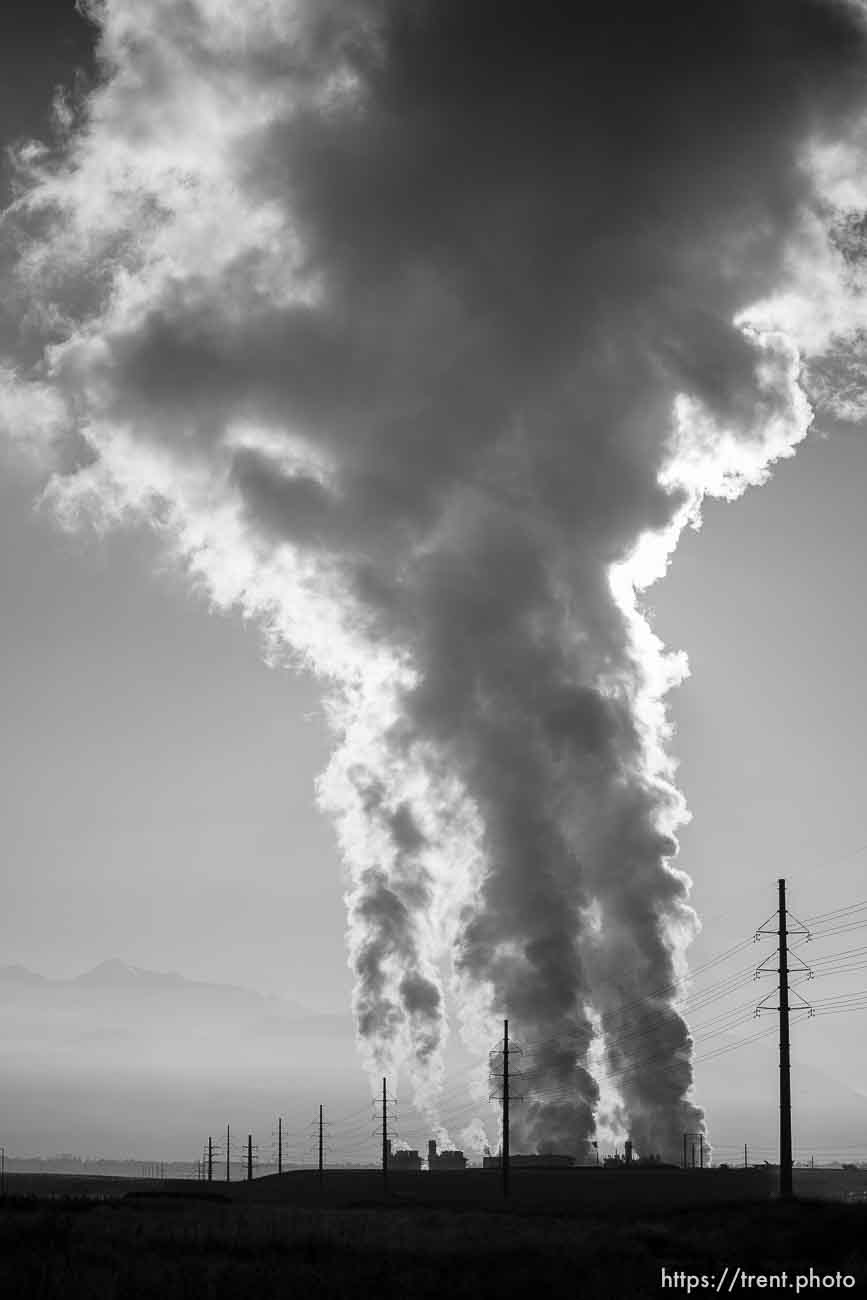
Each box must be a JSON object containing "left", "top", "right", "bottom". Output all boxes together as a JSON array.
[{"left": 3, "top": 1, "right": 867, "bottom": 1162}]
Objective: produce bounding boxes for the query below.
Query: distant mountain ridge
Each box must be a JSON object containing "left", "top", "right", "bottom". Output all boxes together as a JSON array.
[
  {"left": 0, "top": 959, "right": 321, "bottom": 1016},
  {"left": 0, "top": 963, "right": 48, "bottom": 985},
  {"left": 72, "top": 959, "right": 188, "bottom": 989}
]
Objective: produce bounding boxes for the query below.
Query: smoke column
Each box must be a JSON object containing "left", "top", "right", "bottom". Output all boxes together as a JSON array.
[{"left": 3, "top": 0, "right": 867, "bottom": 1159}]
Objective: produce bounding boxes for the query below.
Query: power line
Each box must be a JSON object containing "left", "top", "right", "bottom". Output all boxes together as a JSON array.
[{"left": 805, "top": 899, "right": 867, "bottom": 926}]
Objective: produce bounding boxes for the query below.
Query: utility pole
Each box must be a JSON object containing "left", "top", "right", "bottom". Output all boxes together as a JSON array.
[
  {"left": 381, "top": 1077, "right": 389, "bottom": 1196},
  {"left": 489, "top": 1019, "right": 523, "bottom": 1198},
  {"left": 226, "top": 1125, "right": 230, "bottom": 1184},
  {"left": 503, "top": 1019, "right": 510, "bottom": 1198},
  {"left": 278, "top": 1117, "right": 282, "bottom": 1176},
  {"left": 372, "top": 1081, "right": 396, "bottom": 1196},
  {"left": 247, "top": 1135, "right": 253, "bottom": 1182},
  {"left": 778, "top": 879, "right": 792, "bottom": 1199},
  {"left": 744, "top": 1144, "right": 748, "bottom": 1169},
  {"left": 319, "top": 1104, "right": 324, "bottom": 1189},
  {"left": 208, "top": 1137, "right": 213, "bottom": 1183},
  {"left": 755, "top": 877, "right": 812, "bottom": 1202},
  {"left": 682, "top": 1131, "right": 702, "bottom": 1170}
]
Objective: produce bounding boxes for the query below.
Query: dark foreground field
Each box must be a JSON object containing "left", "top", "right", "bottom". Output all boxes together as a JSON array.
[{"left": 1, "top": 1191, "right": 865, "bottom": 1299}]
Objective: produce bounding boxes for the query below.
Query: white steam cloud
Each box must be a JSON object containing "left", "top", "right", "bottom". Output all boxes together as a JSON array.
[{"left": 3, "top": 0, "right": 867, "bottom": 1160}]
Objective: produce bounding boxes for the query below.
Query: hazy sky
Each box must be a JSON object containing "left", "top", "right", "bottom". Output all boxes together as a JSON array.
[{"left": 2, "top": 1, "right": 867, "bottom": 1162}]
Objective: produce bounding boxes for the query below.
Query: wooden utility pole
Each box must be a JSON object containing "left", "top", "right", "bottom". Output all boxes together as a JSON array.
[
  {"left": 381, "top": 1077, "right": 389, "bottom": 1196},
  {"left": 278, "top": 1117, "right": 282, "bottom": 1176},
  {"left": 208, "top": 1137, "right": 213, "bottom": 1182},
  {"left": 755, "top": 877, "right": 811, "bottom": 1202},
  {"left": 319, "top": 1104, "right": 324, "bottom": 1189},
  {"left": 247, "top": 1135, "right": 253, "bottom": 1182},
  {"left": 226, "top": 1125, "right": 230, "bottom": 1183},
  {"left": 778, "top": 879, "right": 793, "bottom": 1199},
  {"left": 489, "top": 1019, "right": 522, "bottom": 1197},
  {"left": 502, "top": 1019, "right": 510, "bottom": 1199}
]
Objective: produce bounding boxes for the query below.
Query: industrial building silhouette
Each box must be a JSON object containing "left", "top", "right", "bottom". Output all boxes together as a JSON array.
[
  {"left": 383, "top": 1139, "right": 468, "bottom": 1171},
  {"left": 428, "top": 1140, "right": 467, "bottom": 1171}
]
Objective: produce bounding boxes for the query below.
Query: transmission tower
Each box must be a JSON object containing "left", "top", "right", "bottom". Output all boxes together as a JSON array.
[
  {"left": 245, "top": 1134, "right": 260, "bottom": 1182},
  {"left": 374, "top": 1078, "right": 397, "bottom": 1196},
  {"left": 489, "top": 1019, "right": 524, "bottom": 1198},
  {"left": 755, "top": 876, "right": 813, "bottom": 1199}
]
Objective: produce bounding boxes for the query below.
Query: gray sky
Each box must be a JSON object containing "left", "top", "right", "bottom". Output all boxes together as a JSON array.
[
  {"left": 0, "top": 457, "right": 346, "bottom": 1010},
  {"left": 1, "top": 1, "right": 867, "bottom": 1163}
]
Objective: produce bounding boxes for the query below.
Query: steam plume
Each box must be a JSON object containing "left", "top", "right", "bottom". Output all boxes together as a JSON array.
[{"left": 3, "top": 0, "right": 867, "bottom": 1159}]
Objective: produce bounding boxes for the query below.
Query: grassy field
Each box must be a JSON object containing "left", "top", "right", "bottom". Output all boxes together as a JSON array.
[{"left": 1, "top": 1191, "right": 865, "bottom": 1298}]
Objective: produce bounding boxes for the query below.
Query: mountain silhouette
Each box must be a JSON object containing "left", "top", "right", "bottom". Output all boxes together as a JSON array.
[
  {"left": 0, "top": 963, "right": 47, "bottom": 984},
  {"left": 72, "top": 959, "right": 188, "bottom": 989},
  {"left": 0, "top": 959, "right": 329, "bottom": 1020}
]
